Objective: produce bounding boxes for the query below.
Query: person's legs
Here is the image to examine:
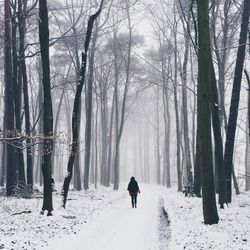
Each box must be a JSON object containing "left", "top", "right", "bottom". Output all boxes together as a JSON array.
[
  {"left": 131, "top": 195, "right": 134, "bottom": 208},
  {"left": 134, "top": 195, "right": 137, "bottom": 208}
]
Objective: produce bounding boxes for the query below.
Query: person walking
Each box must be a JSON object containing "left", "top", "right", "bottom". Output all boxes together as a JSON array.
[{"left": 127, "top": 176, "right": 140, "bottom": 208}]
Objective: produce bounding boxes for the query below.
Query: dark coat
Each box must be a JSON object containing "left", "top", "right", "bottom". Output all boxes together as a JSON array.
[{"left": 127, "top": 180, "right": 140, "bottom": 195}]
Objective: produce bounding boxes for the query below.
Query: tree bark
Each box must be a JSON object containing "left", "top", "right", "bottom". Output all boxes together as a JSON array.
[
  {"left": 197, "top": 0, "right": 219, "bottom": 225},
  {"left": 106, "top": 89, "right": 115, "bottom": 186},
  {"left": 100, "top": 73, "right": 108, "bottom": 186},
  {"left": 245, "top": 69, "right": 250, "bottom": 191},
  {"left": 5, "top": 0, "right": 17, "bottom": 196},
  {"left": 83, "top": 24, "right": 99, "bottom": 190},
  {"left": 162, "top": 85, "right": 171, "bottom": 187},
  {"left": 180, "top": 5, "right": 193, "bottom": 186},
  {"left": 193, "top": 142, "right": 201, "bottom": 197},
  {"left": 224, "top": 0, "right": 250, "bottom": 203},
  {"left": 172, "top": 12, "right": 182, "bottom": 191},
  {"left": 155, "top": 88, "right": 161, "bottom": 184},
  {"left": 0, "top": 119, "right": 6, "bottom": 187},
  {"left": 52, "top": 89, "right": 65, "bottom": 176},
  {"left": 39, "top": 0, "right": 54, "bottom": 215},
  {"left": 94, "top": 98, "right": 99, "bottom": 189},
  {"left": 12, "top": 2, "right": 26, "bottom": 186},
  {"left": 18, "top": 0, "right": 33, "bottom": 190},
  {"left": 210, "top": 62, "right": 227, "bottom": 207}
]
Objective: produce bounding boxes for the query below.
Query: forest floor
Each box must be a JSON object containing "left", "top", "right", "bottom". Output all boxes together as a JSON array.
[{"left": 0, "top": 183, "right": 250, "bottom": 250}]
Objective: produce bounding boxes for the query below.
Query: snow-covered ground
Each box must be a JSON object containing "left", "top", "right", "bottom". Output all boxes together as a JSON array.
[
  {"left": 43, "top": 184, "right": 161, "bottom": 250},
  {"left": 1, "top": 184, "right": 250, "bottom": 250},
  {"left": 163, "top": 188, "right": 250, "bottom": 250}
]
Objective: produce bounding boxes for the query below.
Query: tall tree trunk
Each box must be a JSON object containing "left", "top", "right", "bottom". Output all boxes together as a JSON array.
[
  {"left": 155, "top": 88, "right": 161, "bottom": 184},
  {"left": 245, "top": 69, "right": 250, "bottom": 191},
  {"left": 172, "top": 12, "right": 182, "bottom": 191},
  {"left": 39, "top": 0, "right": 54, "bottom": 215},
  {"left": 113, "top": 1, "right": 132, "bottom": 190},
  {"left": 72, "top": 17, "right": 82, "bottom": 191},
  {"left": 62, "top": 1, "right": 104, "bottom": 207},
  {"left": 18, "top": 0, "right": 33, "bottom": 190},
  {"left": 38, "top": 63, "right": 44, "bottom": 187},
  {"left": 113, "top": 37, "right": 120, "bottom": 189},
  {"left": 138, "top": 124, "right": 144, "bottom": 182},
  {"left": 245, "top": 129, "right": 250, "bottom": 191},
  {"left": 5, "top": 0, "right": 16, "bottom": 196},
  {"left": 83, "top": 25, "right": 98, "bottom": 190},
  {"left": 0, "top": 121, "right": 6, "bottom": 187},
  {"left": 12, "top": 3, "right": 26, "bottom": 186},
  {"left": 100, "top": 78, "right": 108, "bottom": 186},
  {"left": 212, "top": 0, "right": 231, "bottom": 132},
  {"left": 165, "top": 89, "right": 171, "bottom": 188},
  {"left": 181, "top": 36, "right": 193, "bottom": 186},
  {"left": 190, "top": 54, "right": 196, "bottom": 171},
  {"left": 162, "top": 85, "right": 171, "bottom": 187},
  {"left": 52, "top": 89, "right": 65, "bottom": 176},
  {"left": 193, "top": 140, "right": 201, "bottom": 197},
  {"left": 211, "top": 63, "right": 227, "bottom": 208},
  {"left": 74, "top": 102, "right": 82, "bottom": 191},
  {"left": 0, "top": 83, "right": 5, "bottom": 186},
  {"left": 224, "top": 0, "right": 250, "bottom": 203},
  {"left": 106, "top": 90, "right": 115, "bottom": 187},
  {"left": 197, "top": 0, "right": 219, "bottom": 225},
  {"left": 144, "top": 125, "right": 150, "bottom": 183},
  {"left": 94, "top": 98, "right": 99, "bottom": 189}
]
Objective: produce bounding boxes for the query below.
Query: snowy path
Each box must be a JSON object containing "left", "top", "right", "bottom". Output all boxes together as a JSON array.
[{"left": 44, "top": 185, "right": 162, "bottom": 250}]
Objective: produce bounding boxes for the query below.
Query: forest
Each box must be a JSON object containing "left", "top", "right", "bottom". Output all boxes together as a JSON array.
[{"left": 0, "top": 0, "right": 250, "bottom": 249}]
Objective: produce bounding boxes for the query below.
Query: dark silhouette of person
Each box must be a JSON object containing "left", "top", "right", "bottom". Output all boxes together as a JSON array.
[{"left": 127, "top": 176, "right": 140, "bottom": 208}]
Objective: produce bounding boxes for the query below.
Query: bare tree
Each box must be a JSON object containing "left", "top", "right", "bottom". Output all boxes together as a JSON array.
[
  {"left": 39, "top": 0, "right": 54, "bottom": 215},
  {"left": 5, "top": 0, "right": 16, "bottom": 196},
  {"left": 62, "top": 0, "right": 104, "bottom": 208},
  {"left": 197, "top": 0, "right": 219, "bottom": 225},
  {"left": 224, "top": 0, "right": 250, "bottom": 203}
]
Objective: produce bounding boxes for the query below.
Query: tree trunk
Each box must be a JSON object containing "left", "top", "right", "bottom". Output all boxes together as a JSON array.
[
  {"left": 12, "top": 3, "right": 26, "bottom": 187},
  {"left": 138, "top": 125, "right": 144, "bottom": 182},
  {"left": 245, "top": 129, "right": 250, "bottom": 191},
  {"left": 224, "top": 0, "right": 250, "bottom": 203},
  {"left": 181, "top": 38, "right": 193, "bottom": 186},
  {"left": 35, "top": 58, "right": 43, "bottom": 186},
  {"left": 173, "top": 18, "right": 182, "bottom": 192},
  {"left": 0, "top": 83, "right": 5, "bottom": 186},
  {"left": 5, "top": 0, "right": 17, "bottom": 196},
  {"left": 83, "top": 25, "right": 98, "bottom": 190},
  {"left": 94, "top": 98, "right": 99, "bottom": 189},
  {"left": 197, "top": 0, "right": 219, "bottom": 225},
  {"left": 106, "top": 89, "right": 115, "bottom": 187},
  {"left": 245, "top": 69, "right": 250, "bottom": 191},
  {"left": 210, "top": 62, "right": 227, "bottom": 208},
  {"left": 18, "top": 0, "right": 33, "bottom": 190},
  {"left": 100, "top": 77, "right": 108, "bottom": 186},
  {"left": 0, "top": 121, "right": 6, "bottom": 187},
  {"left": 62, "top": 1, "right": 104, "bottom": 207},
  {"left": 162, "top": 85, "right": 171, "bottom": 187},
  {"left": 155, "top": 88, "right": 161, "bottom": 184},
  {"left": 193, "top": 142, "right": 201, "bottom": 197},
  {"left": 113, "top": 38, "right": 120, "bottom": 189},
  {"left": 39, "top": 0, "right": 54, "bottom": 215},
  {"left": 113, "top": 1, "right": 132, "bottom": 190},
  {"left": 52, "top": 89, "right": 65, "bottom": 176},
  {"left": 72, "top": 17, "right": 82, "bottom": 191},
  {"left": 212, "top": 0, "right": 231, "bottom": 132}
]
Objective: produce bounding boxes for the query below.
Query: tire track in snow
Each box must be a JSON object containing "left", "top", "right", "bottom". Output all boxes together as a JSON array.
[{"left": 158, "top": 197, "right": 171, "bottom": 250}]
